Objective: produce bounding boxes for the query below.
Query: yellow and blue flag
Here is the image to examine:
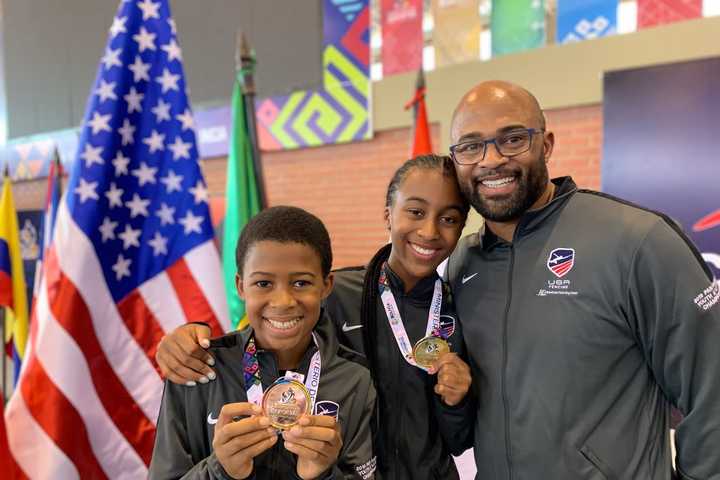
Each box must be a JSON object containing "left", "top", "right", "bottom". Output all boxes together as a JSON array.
[{"left": 0, "top": 170, "right": 29, "bottom": 378}]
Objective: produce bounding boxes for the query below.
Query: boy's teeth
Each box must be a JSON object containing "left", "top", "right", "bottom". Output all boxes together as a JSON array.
[
  {"left": 481, "top": 177, "right": 514, "bottom": 188},
  {"left": 411, "top": 244, "right": 436, "bottom": 255},
  {"left": 266, "top": 317, "right": 300, "bottom": 330}
]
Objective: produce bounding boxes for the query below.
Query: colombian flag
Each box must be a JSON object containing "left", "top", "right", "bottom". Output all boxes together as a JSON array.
[{"left": 0, "top": 172, "right": 28, "bottom": 374}]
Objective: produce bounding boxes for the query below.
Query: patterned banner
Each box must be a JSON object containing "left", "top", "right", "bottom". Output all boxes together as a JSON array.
[
  {"left": 491, "top": 0, "right": 546, "bottom": 56},
  {"left": 255, "top": 0, "right": 371, "bottom": 151},
  {"left": 637, "top": 0, "right": 702, "bottom": 29},
  {"left": 431, "top": 0, "right": 481, "bottom": 68},
  {"left": 381, "top": 0, "right": 424, "bottom": 76},
  {"left": 557, "top": 0, "right": 617, "bottom": 44}
]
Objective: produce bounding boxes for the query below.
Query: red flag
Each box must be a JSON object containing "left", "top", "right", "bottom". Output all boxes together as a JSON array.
[{"left": 405, "top": 68, "right": 432, "bottom": 156}]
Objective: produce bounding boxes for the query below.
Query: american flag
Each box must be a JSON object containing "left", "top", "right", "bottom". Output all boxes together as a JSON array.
[{"left": 4, "top": 1, "right": 229, "bottom": 478}]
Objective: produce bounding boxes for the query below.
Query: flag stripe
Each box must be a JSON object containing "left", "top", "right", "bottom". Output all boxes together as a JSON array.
[
  {"left": 21, "top": 357, "right": 107, "bottom": 480},
  {"left": 139, "top": 271, "right": 189, "bottom": 334},
  {"left": 6, "top": 391, "right": 76, "bottom": 480},
  {"left": 54, "top": 201, "right": 163, "bottom": 420},
  {"left": 47, "top": 255, "right": 156, "bottom": 464},
  {"left": 0, "top": 270, "right": 11, "bottom": 305},
  {"left": 117, "top": 290, "right": 167, "bottom": 371},
  {"left": 34, "top": 277, "right": 147, "bottom": 478},
  {"left": 167, "top": 257, "right": 225, "bottom": 336},
  {"left": 186, "top": 241, "right": 231, "bottom": 331},
  {"left": 0, "top": 238, "right": 10, "bottom": 276}
]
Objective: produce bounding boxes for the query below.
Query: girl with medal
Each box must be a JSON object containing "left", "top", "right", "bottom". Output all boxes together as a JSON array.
[
  {"left": 150, "top": 207, "right": 376, "bottom": 479},
  {"left": 157, "top": 155, "right": 474, "bottom": 479}
]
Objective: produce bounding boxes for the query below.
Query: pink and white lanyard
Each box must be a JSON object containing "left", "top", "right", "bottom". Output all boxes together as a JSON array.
[
  {"left": 243, "top": 332, "right": 322, "bottom": 412},
  {"left": 378, "top": 263, "right": 443, "bottom": 370}
]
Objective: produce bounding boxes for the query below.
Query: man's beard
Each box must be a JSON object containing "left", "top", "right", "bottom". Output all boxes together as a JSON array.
[{"left": 462, "top": 157, "right": 549, "bottom": 222}]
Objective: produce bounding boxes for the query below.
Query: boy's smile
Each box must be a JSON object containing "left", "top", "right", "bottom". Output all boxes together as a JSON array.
[{"left": 237, "top": 240, "right": 334, "bottom": 370}]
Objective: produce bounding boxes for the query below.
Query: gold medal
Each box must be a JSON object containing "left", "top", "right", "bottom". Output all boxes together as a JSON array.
[
  {"left": 412, "top": 336, "right": 449, "bottom": 369},
  {"left": 262, "top": 378, "right": 311, "bottom": 429}
]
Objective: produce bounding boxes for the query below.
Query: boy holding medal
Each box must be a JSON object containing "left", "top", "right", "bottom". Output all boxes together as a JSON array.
[{"left": 149, "top": 206, "right": 377, "bottom": 480}]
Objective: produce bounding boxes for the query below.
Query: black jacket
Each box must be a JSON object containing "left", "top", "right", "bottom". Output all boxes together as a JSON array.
[
  {"left": 325, "top": 245, "right": 475, "bottom": 480},
  {"left": 447, "top": 177, "right": 720, "bottom": 479},
  {"left": 149, "top": 312, "right": 377, "bottom": 480}
]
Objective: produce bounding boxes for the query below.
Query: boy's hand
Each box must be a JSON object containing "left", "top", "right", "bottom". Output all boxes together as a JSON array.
[
  {"left": 282, "top": 414, "right": 343, "bottom": 480},
  {"left": 430, "top": 353, "right": 472, "bottom": 406},
  {"left": 213, "top": 402, "right": 278, "bottom": 479},
  {"left": 156, "top": 323, "right": 214, "bottom": 386}
]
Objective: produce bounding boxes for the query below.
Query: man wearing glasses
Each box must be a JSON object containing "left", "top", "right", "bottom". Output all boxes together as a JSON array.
[{"left": 445, "top": 80, "right": 720, "bottom": 479}]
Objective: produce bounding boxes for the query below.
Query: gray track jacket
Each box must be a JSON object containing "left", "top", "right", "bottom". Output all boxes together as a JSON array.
[
  {"left": 149, "top": 313, "right": 377, "bottom": 480},
  {"left": 446, "top": 177, "right": 720, "bottom": 480}
]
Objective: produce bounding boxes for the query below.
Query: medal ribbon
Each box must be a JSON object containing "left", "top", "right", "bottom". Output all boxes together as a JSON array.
[
  {"left": 379, "top": 263, "right": 444, "bottom": 369},
  {"left": 243, "top": 332, "right": 322, "bottom": 413}
]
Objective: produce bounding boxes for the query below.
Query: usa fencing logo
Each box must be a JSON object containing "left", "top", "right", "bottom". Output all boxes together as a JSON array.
[
  {"left": 315, "top": 400, "right": 340, "bottom": 419},
  {"left": 547, "top": 248, "right": 575, "bottom": 278}
]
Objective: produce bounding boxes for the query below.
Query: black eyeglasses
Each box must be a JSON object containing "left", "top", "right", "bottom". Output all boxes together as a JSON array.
[{"left": 450, "top": 128, "right": 544, "bottom": 165}]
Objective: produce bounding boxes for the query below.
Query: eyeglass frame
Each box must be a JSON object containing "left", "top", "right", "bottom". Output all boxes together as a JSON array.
[{"left": 449, "top": 128, "right": 545, "bottom": 165}]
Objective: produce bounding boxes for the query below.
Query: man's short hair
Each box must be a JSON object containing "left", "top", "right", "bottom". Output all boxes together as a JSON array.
[{"left": 235, "top": 206, "right": 333, "bottom": 277}]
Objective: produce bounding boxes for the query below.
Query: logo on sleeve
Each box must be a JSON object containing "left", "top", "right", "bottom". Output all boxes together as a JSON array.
[
  {"left": 694, "top": 281, "right": 720, "bottom": 312},
  {"left": 547, "top": 248, "right": 575, "bottom": 278},
  {"left": 314, "top": 400, "right": 340, "bottom": 419}
]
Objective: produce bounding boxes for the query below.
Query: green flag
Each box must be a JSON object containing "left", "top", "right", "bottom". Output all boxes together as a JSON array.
[
  {"left": 491, "top": 0, "right": 546, "bottom": 56},
  {"left": 223, "top": 73, "right": 261, "bottom": 330}
]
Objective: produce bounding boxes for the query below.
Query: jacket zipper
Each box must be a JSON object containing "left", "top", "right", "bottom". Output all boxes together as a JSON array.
[{"left": 502, "top": 244, "right": 515, "bottom": 480}]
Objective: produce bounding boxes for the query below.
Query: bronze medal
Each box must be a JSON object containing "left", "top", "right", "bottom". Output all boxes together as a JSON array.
[
  {"left": 262, "top": 378, "right": 311, "bottom": 429},
  {"left": 412, "top": 336, "right": 449, "bottom": 369}
]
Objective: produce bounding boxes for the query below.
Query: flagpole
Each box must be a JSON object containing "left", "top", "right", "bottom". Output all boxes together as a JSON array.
[{"left": 236, "top": 32, "right": 267, "bottom": 209}]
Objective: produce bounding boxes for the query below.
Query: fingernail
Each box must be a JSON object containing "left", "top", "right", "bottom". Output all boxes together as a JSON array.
[
  {"left": 206, "top": 357, "right": 215, "bottom": 366},
  {"left": 207, "top": 371, "right": 216, "bottom": 380},
  {"left": 200, "top": 339, "right": 210, "bottom": 348},
  {"left": 198, "top": 376, "right": 209, "bottom": 384},
  {"left": 185, "top": 380, "right": 196, "bottom": 387},
  {"left": 258, "top": 417, "right": 270, "bottom": 427}
]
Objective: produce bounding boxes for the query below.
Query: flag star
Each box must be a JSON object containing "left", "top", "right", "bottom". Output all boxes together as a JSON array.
[
  {"left": 156, "top": 202, "right": 176, "bottom": 225},
  {"left": 125, "top": 193, "right": 151, "bottom": 218},
  {"left": 87, "top": 112, "right": 112, "bottom": 135},
  {"left": 98, "top": 217, "right": 118, "bottom": 242},
  {"left": 156, "top": 68, "right": 180, "bottom": 93},
  {"left": 160, "top": 170, "right": 183, "bottom": 193},
  {"left": 118, "top": 224, "right": 141, "bottom": 249},
  {"left": 95, "top": 80, "right": 117, "bottom": 103},
  {"left": 132, "top": 161, "right": 158, "bottom": 186},
  {"left": 112, "top": 254, "right": 132, "bottom": 280},
  {"left": 109, "top": 16, "right": 127, "bottom": 37},
  {"left": 168, "top": 136, "right": 191, "bottom": 160},
  {"left": 101, "top": 47, "right": 122, "bottom": 70},
  {"left": 179, "top": 210, "right": 204, "bottom": 234},
  {"left": 189, "top": 180, "right": 208, "bottom": 204},
  {"left": 143, "top": 129, "right": 165, "bottom": 153},
  {"left": 118, "top": 118, "right": 136, "bottom": 145},
  {"left": 151, "top": 99, "right": 172, "bottom": 122},
  {"left": 124, "top": 87, "right": 144, "bottom": 113},
  {"left": 133, "top": 26, "right": 157, "bottom": 52},
  {"left": 128, "top": 55, "right": 151, "bottom": 82},
  {"left": 112, "top": 151, "right": 131, "bottom": 176},
  {"left": 176, "top": 109, "right": 194, "bottom": 131},
  {"left": 105, "top": 182, "right": 124, "bottom": 208},
  {"left": 168, "top": 17, "right": 177, "bottom": 34},
  {"left": 148, "top": 231, "right": 169, "bottom": 256},
  {"left": 81, "top": 144, "right": 104, "bottom": 167},
  {"left": 74, "top": 178, "right": 99, "bottom": 203},
  {"left": 137, "top": 0, "right": 161, "bottom": 20},
  {"left": 161, "top": 39, "right": 182, "bottom": 62}
]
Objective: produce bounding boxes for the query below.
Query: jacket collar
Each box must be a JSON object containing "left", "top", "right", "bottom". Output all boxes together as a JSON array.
[{"left": 480, "top": 176, "right": 577, "bottom": 250}]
